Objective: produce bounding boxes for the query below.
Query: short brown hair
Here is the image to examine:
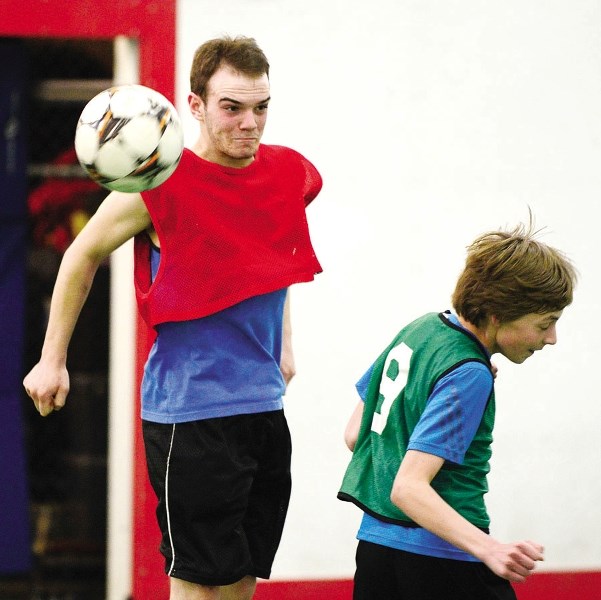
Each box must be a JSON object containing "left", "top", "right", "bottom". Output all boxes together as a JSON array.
[
  {"left": 452, "top": 221, "right": 577, "bottom": 326},
  {"left": 189, "top": 35, "right": 270, "bottom": 101}
]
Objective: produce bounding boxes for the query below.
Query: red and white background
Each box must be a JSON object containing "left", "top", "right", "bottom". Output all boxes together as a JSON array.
[{"left": 2, "top": 1, "right": 600, "bottom": 598}]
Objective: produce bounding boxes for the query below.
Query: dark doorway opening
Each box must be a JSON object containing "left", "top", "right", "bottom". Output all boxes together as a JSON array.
[{"left": 3, "top": 38, "right": 114, "bottom": 600}]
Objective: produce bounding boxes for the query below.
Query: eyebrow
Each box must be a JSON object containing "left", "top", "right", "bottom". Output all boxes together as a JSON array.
[
  {"left": 541, "top": 315, "right": 560, "bottom": 325},
  {"left": 219, "top": 96, "right": 271, "bottom": 106}
]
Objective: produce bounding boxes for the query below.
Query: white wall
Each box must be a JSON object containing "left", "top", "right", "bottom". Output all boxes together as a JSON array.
[{"left": 176, "top": 0, "right": 601, "bottom": 578}]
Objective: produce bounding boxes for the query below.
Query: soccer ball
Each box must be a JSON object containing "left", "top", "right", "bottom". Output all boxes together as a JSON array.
[{"left": 74, "top": 84, "right": 184, "bottom": 193}]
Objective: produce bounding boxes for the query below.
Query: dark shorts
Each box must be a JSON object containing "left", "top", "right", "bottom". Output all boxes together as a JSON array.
[
  {"left": 142, "top": 410, "right": 292, "bottom": 586},
  {"left": 353, "top": 541, "right": 517, "bottom": 600}
]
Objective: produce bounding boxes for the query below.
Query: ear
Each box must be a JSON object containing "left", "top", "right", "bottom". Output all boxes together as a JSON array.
[{"left": 188, "top": 92, "right": 205, "bottom": 122}]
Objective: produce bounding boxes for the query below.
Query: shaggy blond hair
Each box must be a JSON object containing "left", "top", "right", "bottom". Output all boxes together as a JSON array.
[{"left": 452, "top": 219, "right": 577, "bottom": 326}]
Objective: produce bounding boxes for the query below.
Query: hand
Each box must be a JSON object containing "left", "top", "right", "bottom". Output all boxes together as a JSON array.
[
  {"left": 280, "top": 290, "right": 295, "bottom": 387},
  {"left": 280, "top": 350, "right": 296, "bottom": 387},
  {"left": 483, "top": 540, "right": 544, "bottom": 583},
  {"left": 23, "top": 362, "right": 70, "bottom": 417}
]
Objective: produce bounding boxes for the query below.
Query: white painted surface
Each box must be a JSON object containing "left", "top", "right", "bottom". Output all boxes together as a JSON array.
[
  {"left": 170, "top": 0, "right": 601, "bottom": 578},
  {"left": 106, "top": 36, "right": 138, "bottom": 600}
]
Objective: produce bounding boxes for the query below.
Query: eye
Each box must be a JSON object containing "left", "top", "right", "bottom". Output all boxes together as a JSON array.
[{"left": 255, "top": 104, "right": 269, "bottom": 113}]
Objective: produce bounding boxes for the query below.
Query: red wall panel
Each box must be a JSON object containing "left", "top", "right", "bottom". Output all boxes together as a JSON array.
[{"left": 253, "top": 572, "right": 601, "bottom": 600}]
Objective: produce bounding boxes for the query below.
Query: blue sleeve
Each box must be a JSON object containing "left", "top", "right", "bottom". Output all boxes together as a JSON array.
[
  {"left": 355, "top": 363, "right": 375, "bottom": 401},
  {"left": 407, "top": 362, "right": 493, "bottom": 465}
]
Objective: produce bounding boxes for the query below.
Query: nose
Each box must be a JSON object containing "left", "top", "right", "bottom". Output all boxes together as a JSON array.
[
  {"left": 543, "top": 324, "right": 557, "bottom": 346},
  {"left": 239, "top": 109, "right": 258, "bottom": 130}
]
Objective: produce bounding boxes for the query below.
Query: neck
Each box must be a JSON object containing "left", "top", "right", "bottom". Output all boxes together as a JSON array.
[
  {"left": 457, "top": 315, "right": 496, "bottom": 354},
  {"left": 191, "top": 139, "right": 255, "bottom": 168}
]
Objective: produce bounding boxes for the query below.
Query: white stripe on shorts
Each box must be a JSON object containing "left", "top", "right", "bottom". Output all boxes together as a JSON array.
[{"left": 166, "top": 424, "right": 177, "bottom": 576}]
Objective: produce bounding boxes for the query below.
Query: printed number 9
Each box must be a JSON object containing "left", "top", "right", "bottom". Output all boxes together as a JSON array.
[{"left": 371, "top": 342, "right": 412, "bottom": 434}]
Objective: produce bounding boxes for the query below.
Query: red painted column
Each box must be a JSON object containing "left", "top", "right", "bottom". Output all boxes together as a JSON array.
[{"left": 0, "top": 3, "right": 176, "bottom": 597}]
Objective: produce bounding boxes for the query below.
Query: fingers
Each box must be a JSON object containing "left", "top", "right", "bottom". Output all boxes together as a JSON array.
[
  {"left": 38, "top": 401, "right": 56, "bottom": 417},
  {"left": 25, "top": 388, "right": 66, "bottom": 417},
  {"left": 519, "top": 540, "right": 545, "bottom": 561},
  {"left": 280, "top": 364, "right": 296, "bottom": 386},
  {"left": 487, "top": 539, "right": 544, "bottom": 583},
  {"left": 53, "top": 389, "right": 67, "bottom": 411},
  {"left": 515, "top": 541, "right": 544, "bottom": 578},
  {"left": 23, "top": 367, "right": 69, "bottom": 417},
  {"left": 33, "top": 395, "right": 62, "bottom": 417},
  {"left": 505, "top": 541, "right": 545, "bottom": 582}
]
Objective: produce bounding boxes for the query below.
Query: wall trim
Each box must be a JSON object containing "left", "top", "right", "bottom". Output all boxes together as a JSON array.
[{"left": 254, "top": 572, "right": 601, "bottom": 600}]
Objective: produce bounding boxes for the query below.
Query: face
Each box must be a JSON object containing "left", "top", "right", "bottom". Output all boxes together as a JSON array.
[
  {"left": 188, "top": 65, "right": 270, "bottom": 167},
  {"left": 492, "top": 311, "right": 562, "bottom": 364}
]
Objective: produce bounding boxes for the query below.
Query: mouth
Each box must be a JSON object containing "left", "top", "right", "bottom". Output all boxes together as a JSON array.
[{"left": 527, "top": 347, "right": 544, "bottom": 356}]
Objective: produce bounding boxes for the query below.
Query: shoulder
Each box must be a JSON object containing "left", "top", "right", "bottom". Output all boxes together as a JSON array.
[
  {"left": 442, "top": 361, "right": 494, "bottom": 388},
  {"left": 258, "top": 144, "right": 311, "bottom": 166},
  {"left": 140, "top": 148, "right": 197, "bottom": 204},
  {"left": 77, "top": 190, "right": 151, "bottom": 255},
  {"left": 397, "top": 312, "right": 447, "bottom": 339},
  {"left": 99, "top": 190, "right": 149, "bottom": 222},
  {"left": 257, "top": 145, "right": 322, "bottom": 201}
]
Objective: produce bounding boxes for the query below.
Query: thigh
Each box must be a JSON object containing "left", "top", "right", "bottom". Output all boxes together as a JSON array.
[
  {"left": 443, "top": 561, "right": 517, "bottom": 600},
  {"left": 352, "top": 542, "right": 516, "bottom": 600},
  {"left": 394, "top": 550, "right": 516, "bottom": 600},
  {"left": 143, "top": 418, "right": 257, "bottom": 586},
  {"left": 353, "top": 541, "right": 402, "bottom": 600},
  {"left": 142, "top": 412, "right": 293, "bottom": 585},
  {"left": 241, "top": 410, "right": 292, "bottom": 579}
]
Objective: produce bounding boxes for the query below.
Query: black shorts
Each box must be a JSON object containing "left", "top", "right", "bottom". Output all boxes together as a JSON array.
[
  {"left": 353, "top": 541, "right": 517, "bottom": 600},
  {"left": 142, "top": 410, "right": 292, "bottom": 586}
]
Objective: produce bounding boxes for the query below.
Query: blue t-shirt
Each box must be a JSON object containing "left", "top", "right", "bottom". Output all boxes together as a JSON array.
[
  {"left": 355, "top": 313, "right": 494, "bottom": 561},
  {"left": 141, "top": 245, "right": 287, "bottom": 423}
]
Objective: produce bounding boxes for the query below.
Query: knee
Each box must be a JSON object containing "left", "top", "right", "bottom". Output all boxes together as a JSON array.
[{"left": 233, "top": 575, "right": 257, "bottom": 600}]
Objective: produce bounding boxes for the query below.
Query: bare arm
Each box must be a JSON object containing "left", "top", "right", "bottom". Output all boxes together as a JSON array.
[
  {"left": 344, "top": 401, "right": 364, "bottom": 451},
  {"left": 280, "top": 289, "right": 296, "bottom": 386},
  {"left": 23, "top": 191, "right": 151, "bottom": 416},
  {"left": 391, "top": 450, "right": 544, "bottom": 582}
]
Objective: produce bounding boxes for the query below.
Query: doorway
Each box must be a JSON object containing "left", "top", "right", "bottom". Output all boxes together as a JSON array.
[{"left": 4, "top": 38, "right": 113, "bottom": 600}]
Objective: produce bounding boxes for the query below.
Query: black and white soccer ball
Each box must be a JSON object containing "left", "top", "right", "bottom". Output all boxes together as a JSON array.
[{"left": 74, "top": 84, "right": 184, "bottom": 193}]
